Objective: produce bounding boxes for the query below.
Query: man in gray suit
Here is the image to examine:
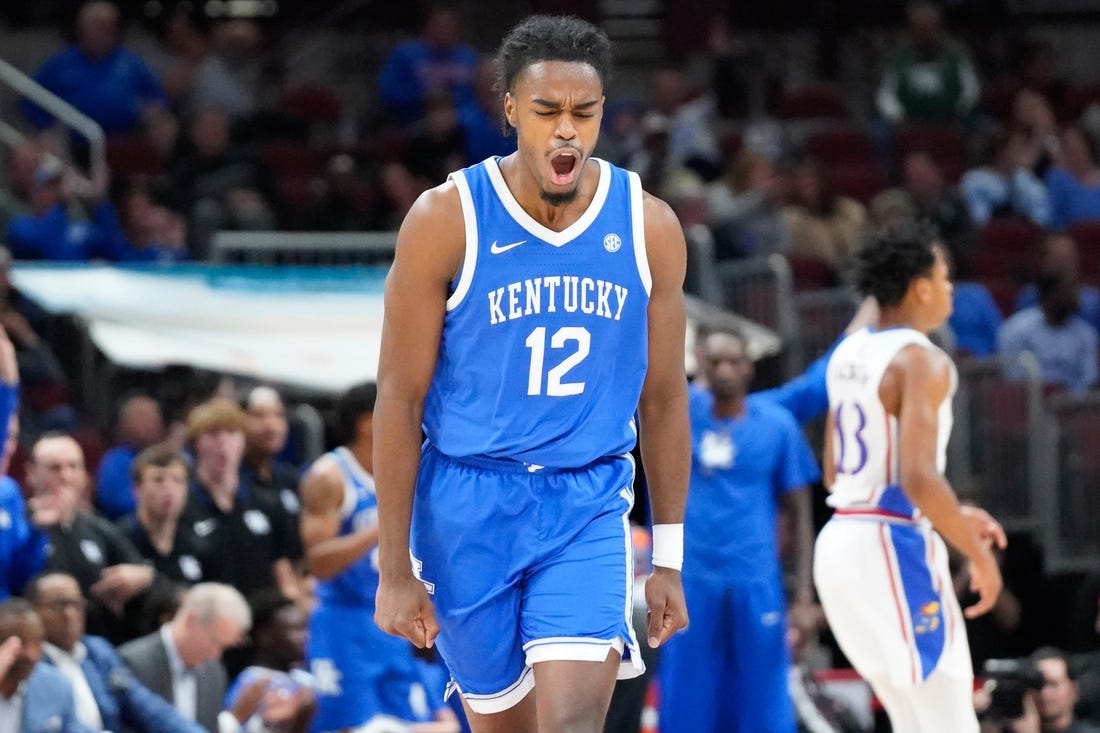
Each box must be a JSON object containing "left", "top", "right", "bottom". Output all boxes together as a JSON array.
[{"left": 119, "top": 583, "right": 251, "bottom": 733}]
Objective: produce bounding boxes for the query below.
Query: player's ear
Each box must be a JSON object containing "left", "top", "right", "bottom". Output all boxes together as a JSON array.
[{"left": 504, "top": 92, "right": 517, "bottom": 129}]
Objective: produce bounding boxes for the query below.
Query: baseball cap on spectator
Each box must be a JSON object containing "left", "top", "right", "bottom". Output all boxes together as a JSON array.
[
  {"left": 186, "top": 398, "right": 247, "bottom": 443},
  {"left": 32, "top": 157, "right": 64, "bottom": 187}
]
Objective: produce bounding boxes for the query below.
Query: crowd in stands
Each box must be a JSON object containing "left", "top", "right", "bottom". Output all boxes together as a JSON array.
[{"left": 5, "top": 0, "right": 1100, "bottom": 731}]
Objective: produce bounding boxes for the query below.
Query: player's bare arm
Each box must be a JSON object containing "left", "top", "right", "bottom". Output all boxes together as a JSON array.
[
  {"left": 822, "top": 409, "right": 837, "bottom": 489},
  {"left": 299, "top": 460, "right": 379, "bottom": 580},
  {"left": 374, "top": 182, "right": 464, "bottom": 648},
  {"left": 781, "top": 487, "right": 815, "bottom": 605},
  {"left": 884, "top": 343, "right": 1003, "bottom": 618},
  {"left": 636, "top": 191, "right": 691, "bottom": 649}
]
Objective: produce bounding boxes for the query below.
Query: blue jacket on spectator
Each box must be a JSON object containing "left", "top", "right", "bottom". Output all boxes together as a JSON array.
[
  {"left": 95, "top": 444, "right": 138, "bottom": 520},
  {"left": 7, "top": 202, "right": 143, "bottom": 262},
  {"left": 0, "top": 475, "right": 45, "bottom": 602},
  {"left": 20, "top": 46, "right": 165, "bottom": 136},
  {"left": 1045, "top": 166, "right": 1100, "bottom": 230},
  {"left": 999, "top": 307, "right": 1099, "bottom": 394},
  {"left": 1016, "top": 282, "right": 1100, "bottom": 341},
  {"left": 43, "top": 635, "right": 207, "bottom": 733},
  {"left": 951, "top": 281, "right": 1004, "bottom": 357},
  {"left": 22, "top": 662, "right": 93, "bottom": 733},
  {"left": 378, "top": 40, "right": 479, "bottom": 125}
]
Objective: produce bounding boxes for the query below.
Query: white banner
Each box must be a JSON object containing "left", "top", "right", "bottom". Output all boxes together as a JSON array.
[{"left": 11, "top": 264, "right": 779, "bottom": 393}]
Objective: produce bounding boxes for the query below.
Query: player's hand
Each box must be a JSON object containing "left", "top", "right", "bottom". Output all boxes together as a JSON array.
[
  {"left": 375, "top": 573, "right": 439, "bottom": 649},
  {"left": 960, "top": 504, "right": 1008, "bottom": 551},
  {"left": 644, "top": 567, "right": 688, "bottom": 648},
  {"left": 964, "top": 549, "right": 1003, "bottom": 619}
]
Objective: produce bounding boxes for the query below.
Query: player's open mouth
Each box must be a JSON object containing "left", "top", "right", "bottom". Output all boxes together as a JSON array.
[{"left": 550, "top": 150, "right": 579, "bottom": 186}]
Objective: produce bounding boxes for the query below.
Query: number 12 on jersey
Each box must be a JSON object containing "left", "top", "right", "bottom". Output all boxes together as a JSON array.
[{"left": 525, "top": 326, "right": 590, "bottom": 396}]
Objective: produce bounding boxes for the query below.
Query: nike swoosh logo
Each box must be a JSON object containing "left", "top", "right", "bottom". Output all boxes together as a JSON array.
[{"left": 490, "top": 240, "right": 527, "bottom": 254}]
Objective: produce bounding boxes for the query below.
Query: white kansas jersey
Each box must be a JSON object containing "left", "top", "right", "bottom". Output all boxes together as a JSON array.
[{"left": 824, "top": 327, "right": 957, "bottom": 519}]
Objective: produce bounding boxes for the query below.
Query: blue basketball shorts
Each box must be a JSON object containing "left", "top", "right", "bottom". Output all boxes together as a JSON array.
[
  {"left": 307, "top": 602, "right": 426, "bottom": 731},
  {"left": 410, "top": 444, "right": 644, "bottom": 714}
]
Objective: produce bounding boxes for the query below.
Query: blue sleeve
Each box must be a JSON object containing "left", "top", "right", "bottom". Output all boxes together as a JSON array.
[
  {"left": 92, "top": 638, "right": 208, "bottom": 733},
  {"left": 89, "top": 202, "right": 142, "bottom": 262},
  {"left": 96, "top": 450, "right": 136, "bottom": 520},
  {"left": 133, "top": 53, "right": 167, "bottom": 105},
  {"left": 8, "top": 205, "right": 69, "bottom": 260},
  {"left": 4, "top": 481, "right": 45, "bottom": 596},
  {"left": 1079, "top": 323, "right": 1098, "bottom": 394},
  {"left": 755, "top": 347, "right": 832, "bottom": 424},
  {"left": 20, "top": 55, "right": 65, "bottom": 129},
  {"left": 1045, "top": 168, "right": 1071, "bottom": 230},
  {"left": 776, "top": 409, "right": 821, "bottom": 493}
]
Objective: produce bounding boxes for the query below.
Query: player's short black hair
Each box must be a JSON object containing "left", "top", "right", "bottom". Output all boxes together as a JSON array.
[
  {"left": 337, "top": 382, "right": 377, "bottom": 445},
  {"left": 495, "top": 15, "right": 612, "bottom": 95},
  {"left": 855, "top": 220, "right": 941, "bottom": 308}
]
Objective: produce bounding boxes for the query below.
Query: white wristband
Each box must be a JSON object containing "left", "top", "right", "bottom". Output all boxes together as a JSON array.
[{"left": 651, "top": 523, "right": 684, "bottom": 571}]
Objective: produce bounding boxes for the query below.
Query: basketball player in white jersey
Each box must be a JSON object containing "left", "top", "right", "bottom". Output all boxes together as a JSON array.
[{"left": 814, "top": 221, "right": 1007, "bottom": 732}]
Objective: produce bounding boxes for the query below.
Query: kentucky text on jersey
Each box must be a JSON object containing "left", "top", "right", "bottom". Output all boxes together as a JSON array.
[{"left": 487, "top": 276, "right": 629, "bottom": 325}]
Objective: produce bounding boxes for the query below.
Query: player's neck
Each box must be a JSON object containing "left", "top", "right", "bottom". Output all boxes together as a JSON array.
[
  {"left": 711, "top": 393, "right": 746, "bottom": 419},
  {"left": 137, "top": 508, "right": 176, "bottom": 553},
  {"left": 876, "top": 306, "right": 927, "bottom": 334},
  {"left": 500, "top": 154, "right": 596, "bottom": 231}
]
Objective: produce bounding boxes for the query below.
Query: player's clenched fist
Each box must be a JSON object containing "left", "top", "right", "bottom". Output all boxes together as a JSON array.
[{"left": 375, "top": 574, "right": 440, "bottom": 649}]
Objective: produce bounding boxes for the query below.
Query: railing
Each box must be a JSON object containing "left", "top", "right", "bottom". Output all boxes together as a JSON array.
[
  {"left": 209, "top": 230, "right": 399, "bottom": 265},
  {"left": 0, "top": 56, "right": 105, "bottom": 189}
]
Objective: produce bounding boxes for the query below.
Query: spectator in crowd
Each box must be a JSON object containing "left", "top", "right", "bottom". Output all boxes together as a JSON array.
[
  {"left": 782, "top": 156, "right": 868, "bottom": 274},
  {"left": 999, "top": 272, "right": 1098, "bottom": 394},
  {"left": 403, "top": 90, "right": 468, "bottom": 187},
  {"left": 305, "top": 155, "right": 373, "bottom": 232},
  {"left": 240, "top": 386, "right": 300, "bottom": 518},
  {"left": 117, "top": 444, "right": 220, "bottom": 587},
  {"left": 377, "top": 4, "right": 479, "bottom": 126},
  {"left": 457, "top": 56, "right": 514, "bottom": 164},
  {"left": 366, "top": 162, "right": 423, "bottom": 231},
  {"left": 706, "top": 148, "right": 787, "bottom": 260},
  {"left": 641, "top": 66, "right": 722, "bottom": 178},
  {"left": 659, "top": 326, "right": 820, "bottom": 732},
  {"left": 1046, "top": 126, "right": 1100, "bottom": 230},
  {"left": 181, "top": 399, "right": 301, "bottom": 601},
  {"left": 20, "top": 1, "right": 166, "bottom": 137},
  {"left": 0, "top": 599, "right": 87, "bottom": 733},
  {"left": 25, "top": 433, "right": 160, "bottom": 643},
  {"left": 96, "top": 393, "right": 165, "bottom": 520},
  {"left": 1017, "top": 39, "right": 1069, "bottom": 115},
  {"left": 873, "top": 149, "right": 973, "bottom": 256},
  {"left": 186, "top": 20, "right": 269, "bottom": 125},
  {"left": 961, "top": 130, "right": 1052, "bottom": 227},
  {"left": 1016, "top": 231, "right": 1100, "bottom": 337},
  {"left": 1032, "top": 647, "right": 1100, "bottom": 733},
  {"left": 0, "top": 141, "right": 42, "bottom": 232},
  {"left": 120, "top": 582, "right": 253, "bottom": 733},
  {"left": 1011, "top": 89, "right": 1060, "bottom": 179},
  {"left": 6, "top": 159, "right": 144, "bottom": 262},
  {"left": 167, "top": 108, "right": 280, "bottom": 259},
  {"left": 118, "top": 184, "right": 191, "bottom": 264},
  {"left": 875, "top": 0, "right": 981, "bottom": 124},
  {"left": 28, "top": 572, "right": 207, "bottom": 733},
  {"left": 223, "top": 590, "right": 315, "bottom": 733},
  {"left": 950, "top": 281, "right": 1004, "bottom": 357}
]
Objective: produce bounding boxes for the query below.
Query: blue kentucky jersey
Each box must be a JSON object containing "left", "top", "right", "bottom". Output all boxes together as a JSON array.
[
  {"left": 314, "top": 448, "right": 380, "bottom": 608},
  {"left": 423, "top": 156, "right": 652, "bottom": 468}
]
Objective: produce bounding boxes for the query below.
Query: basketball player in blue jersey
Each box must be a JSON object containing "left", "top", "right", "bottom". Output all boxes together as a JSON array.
[
  {"left": 814, "top": 222, "right": 1008, "bottom": 732},
  {"left": 373, "top": 14, "right": 690, "bottom": 733},
  {"left": 661, "top": 326, "right": 819, "bottom": 733},
  {"left": 301, "top": 384, "right": 455, "bottom": 732}
]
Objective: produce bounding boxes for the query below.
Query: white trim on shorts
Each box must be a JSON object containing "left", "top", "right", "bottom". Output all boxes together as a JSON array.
[{"left": 451, "top": 666, "right": 535, "bottom": 715}]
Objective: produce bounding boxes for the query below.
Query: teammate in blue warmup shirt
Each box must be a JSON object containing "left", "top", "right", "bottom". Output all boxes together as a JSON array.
[
  {"left": 301, "top": 384, "right": 459, "bottom": 732},
  {"left": 660, "top": 327, "right": 821, "bottom": 733},
  {"left": 373, "top": 15, "right": 691, "bottom": 733}
]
